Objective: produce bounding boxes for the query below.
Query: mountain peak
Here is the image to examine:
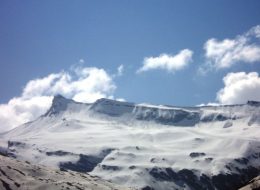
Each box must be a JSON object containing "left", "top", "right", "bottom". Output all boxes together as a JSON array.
[
  {"left": 44, "top": 95, "right": 74, "bottom": 116},
  {"left": 52, "top": 94, "right": 72, "bottom": 105},
  {"left": 53, "top": 94, "right": 67, "bottom": 100}
]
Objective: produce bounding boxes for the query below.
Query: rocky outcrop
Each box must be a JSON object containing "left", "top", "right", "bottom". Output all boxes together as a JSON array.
[
  {"left": 0, "top": 155, "right": 131, "bottom": 190},
  {"left": 239, "top": 176, "right": 260, "bottom": 190}
]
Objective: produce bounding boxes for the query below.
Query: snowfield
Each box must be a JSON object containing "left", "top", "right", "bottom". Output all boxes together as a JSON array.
[{"left": 0, "top": 95, "right": 260, "bottom": 190}]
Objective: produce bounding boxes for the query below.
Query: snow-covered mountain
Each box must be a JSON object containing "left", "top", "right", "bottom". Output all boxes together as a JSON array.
[{"left": 1, "top": 95, "right": 260, "bottom": 190}]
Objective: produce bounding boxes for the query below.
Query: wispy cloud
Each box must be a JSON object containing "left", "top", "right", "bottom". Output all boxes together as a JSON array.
[
  {"left": 79, "top": 59, "right": 85, "bottom": 64},
  {"left": 137, "top": 49, "right": 193, "bottom": 73},
  {"left": 199, "top": 25, "right": 260, "bottom": 74},
  {"left": 216, "top": 72, "right": 260, "bottom": 104},
  {"left": 116, "top": 64, "right": 124, "bottom": 76},
  {"left": 0, "top": 64, "right": 117, "bottom": 133}
]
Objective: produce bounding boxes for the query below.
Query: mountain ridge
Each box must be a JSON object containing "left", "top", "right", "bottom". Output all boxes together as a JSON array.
[{"left": 41, "top": 94, "right": 260, "bottom": 127}]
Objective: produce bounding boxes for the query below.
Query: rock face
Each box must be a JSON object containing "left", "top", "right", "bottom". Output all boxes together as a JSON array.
[
  {"left": 239, "top": 176, "right": 260, "bottom": 190},
  {"left": 0, "top": 155, "right": 131, "bottom": 190}
]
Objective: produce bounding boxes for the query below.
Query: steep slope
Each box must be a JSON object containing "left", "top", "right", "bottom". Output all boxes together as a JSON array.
[
  {"left": 239, "top": 176, "right": 260, "bottom": 190},
  {"left": 0, "top": 155, "right": 131, "bottom": 190},
  {"left": 0, "top": 95, "right": 260, "bottom": 190}
]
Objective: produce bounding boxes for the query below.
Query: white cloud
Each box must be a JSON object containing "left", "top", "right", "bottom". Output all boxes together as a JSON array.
[
  {"left": 0, "top": 65, "right": 117, "bottom": 133},
  {"left": 200, "top": 25, "right": 260, "bottom": 73},
  {"left": 0, "top": 96, "right": 53, "bottom": 131},
  {"left": 247, "top": 25, "right": 260, "bottom": 38},
  {"left": 137, "top": 49, "right": 193, "bottom": 73},
  {"left": 216, "top": 72, "right": 260, "bottom": 104},
  {"left": 117, "top": 64, "right": 124, "bottom": 76},
  {"left": 116, "top": 98, "right": 126, "bottom": 102},
  {"left": 196, "top": 102, "right": 220, "bottom": 107},
  {"left": 79, "top": 59, "right": 85, "bottom": 64}
]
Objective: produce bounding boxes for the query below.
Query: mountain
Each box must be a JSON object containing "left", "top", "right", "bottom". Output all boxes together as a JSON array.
[{"left": 0, "top": 95, "right": 260, "bottom": 190}]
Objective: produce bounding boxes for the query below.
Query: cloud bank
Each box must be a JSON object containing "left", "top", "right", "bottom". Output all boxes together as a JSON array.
[
  {"left": 217, "top": 72, "right": 260, "bottom": 104},
  {"left": 199, "top": 25, "right": 260, "bottom": 73},
  {"left": 0, "top": 65, "right": 117, "bottom": 132},
  {"left": 137, "top": 49, "right": 193, "bottom": 73}
]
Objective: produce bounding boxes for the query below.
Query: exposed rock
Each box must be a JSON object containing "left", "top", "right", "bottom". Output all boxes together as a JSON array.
[
  {"left": 223, "top": 121, "right": 233, "bottom": 128},
  {"left": 46, "top": 150, "right": 74, "bottom": 156},
  {"left": 59, "top": 154, "right": 103, "bottom": 173},
  {"left": 234, "top": 158, "right": 249, "bottom": 165},
  {"left": 189, "top": 152, "right": 206, "bottom": 158},
  {"left": 148, "top": 166, "right": 259, "bottom": 190},
  {"left": 7, "top": 141, "right": 26, "bottom": 148},
  {"left": 129, "top": 165, "right": 136, "bottom": 170},
  {"left": 59, "top": 148, "right": 114, "bottom": 173},
  {"left": 247, "top": 101, "right": 260, "bottom": 107},
  {"left": 101, "top": 164, "right": 121, "bottom": 171},
  {"left": 141, "top": 186, "right": 154, "bottom": 190},
  {"left": 0, "top": 155, "right": 131, "bottom": 190},
  {"left": 239, "top": 176, "right": 260, "bottom": 190},
  {"left": 205, "top": 157, "right": 214, "bottom": 162}
]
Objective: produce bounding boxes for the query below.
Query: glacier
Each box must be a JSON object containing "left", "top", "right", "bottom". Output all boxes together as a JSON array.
[{"left": 0, "top": 95, "right": 260, "bottom": 190}]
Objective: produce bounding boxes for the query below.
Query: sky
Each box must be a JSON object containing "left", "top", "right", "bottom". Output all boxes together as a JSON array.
[{"left": 1, "top": 0, "right": 260, "bottom": 132}]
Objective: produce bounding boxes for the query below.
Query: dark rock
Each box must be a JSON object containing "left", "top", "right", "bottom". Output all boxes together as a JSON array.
[
  {"left": 44, "top": 95, "right": 73, "bottom": 116},
  {"left": 212, "top": 166, "right": 259, "bottom": 190},
  {"left": 129, "top": 165, "right": 136, "bottom": 170},
  {"left": 177, "top": 169, "right": 203, "bottom": 190},
  {"left": 100, "top": 148, "right": 114, "bottom": 157},
  {"left": 234, "top": 158, "right": 249, "bottom": 165},
  {"left": 90, "top": 98, "right": 135, "bottom": 117},
  {"left": 59, "top": 148, "right": 113, "bottom": 173},
  {"left": 101, "top": 165, "right": 121, "bottom": 171},
  {"left": 8, "top": 141, "right": 26, "bottom": 148},
  {"left": 247, "top": 101, "right": 260, "bottom": 106},
  {"left": 60, "top": 154, "right": 103, "bottom": 173},
  {"left": 149, "top": 167, "right": 173, "bottom": 181},
  {"left": 201, "top": 114, "right": 229, "bottom": 122},
  {"left": 149, "top": 167, "right": 210, "bottom": 190},
  {"left": 0, "top": 179, "right": 12, "bottom": 190},
  {"left": 46, "top": 150, "right": 73, "bottom": 156},
  {"left": 141, "top": 186, "right": 154, "bottom": 190},
  {"left": 205, "top": 157, "right": 213, "bottom": 162},
  {"left": 0, "top": 147, "right": 8, "bottom": 156},
  {"left": 150, "top": 158, "right": 156, "bottom": 163},
  {"left": 189, "top": 152, "right": 206, "bottom": 158},
  {"left": 135, "top": 107, "right": 200, "bottom": 126},
  {"left": 216, "top": 114, "right": 229, "bottom": 121},
  {"left": 60, "top": 168, "right": 68, "bottom": 172},
  {"left": 148, "top": 164, "right": 259, "bottom": 190}
]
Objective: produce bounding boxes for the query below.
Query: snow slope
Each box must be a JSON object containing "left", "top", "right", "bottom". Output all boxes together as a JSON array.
[{"left": 1, "top": 95, "right": 260, "bottom": 190}]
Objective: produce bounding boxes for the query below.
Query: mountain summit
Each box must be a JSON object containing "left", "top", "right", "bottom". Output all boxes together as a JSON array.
[{"left": 44, "top": 95, "right": 75, "bottom": 116}]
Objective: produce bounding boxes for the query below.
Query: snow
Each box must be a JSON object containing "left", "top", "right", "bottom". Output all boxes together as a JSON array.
[{"left": 0, "top": 95, "right": 260, "bottom": 189}]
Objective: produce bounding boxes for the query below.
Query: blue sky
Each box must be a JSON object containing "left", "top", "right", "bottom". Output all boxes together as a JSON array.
[{"left": 1, "top": 0, "right": 260, "bottom": 109}]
